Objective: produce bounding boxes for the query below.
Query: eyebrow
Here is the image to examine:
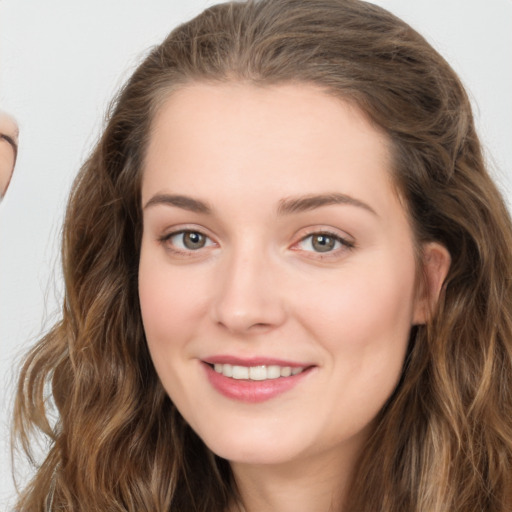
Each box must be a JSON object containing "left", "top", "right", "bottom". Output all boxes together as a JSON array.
[
  {"left": 143, "top": 192, "right": 377, "bottom": 217},
  {"left": 144, "top": 194, "right": 212, "bottom": 213},
  {"left": 277, "top": 193, "right": 377, "bottom": 216}
]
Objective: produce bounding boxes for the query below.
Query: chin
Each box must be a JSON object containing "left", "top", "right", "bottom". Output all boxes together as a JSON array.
[
  {"left": 211, "top": 443, "right": 298, "bottom": 466},
  {"left": 197, "top": 426, "right": 309, "bottom": 466}
]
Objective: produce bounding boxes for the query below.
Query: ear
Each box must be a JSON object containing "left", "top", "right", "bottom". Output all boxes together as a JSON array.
[{"left": 413, "top": 242, "right": 451, "bottom": 325}]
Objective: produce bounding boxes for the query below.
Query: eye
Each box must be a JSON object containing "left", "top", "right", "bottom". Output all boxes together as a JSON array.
[
  {"left": 162, "top": 230, "right": 215, "bottom": 252},
  {"left": 296, "top": 232, "right": 353, "bottom": 254}
]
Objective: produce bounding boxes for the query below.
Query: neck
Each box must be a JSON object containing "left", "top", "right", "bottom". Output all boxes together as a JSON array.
[{"left": 228, "top": 444, "right": 361, "bottom": 512}]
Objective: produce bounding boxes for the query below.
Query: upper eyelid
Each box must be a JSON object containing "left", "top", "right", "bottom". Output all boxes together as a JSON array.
[
  {"left": 293, "top": 226, "right": 354, "bottom": 243},
  {"left": 295, "top": 232, "right": 353, "bottom": 248},
  {"left": 159, "top": 225, "right": 214, "bottom": 239},
  {"left": 301, "top": 232, "right": 348, "bottom": 242}
]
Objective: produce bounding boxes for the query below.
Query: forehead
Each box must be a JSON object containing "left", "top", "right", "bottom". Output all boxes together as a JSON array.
[
  {"left": 148, "top": 82, "right": 388, "bottom": 153},
  {"left": 142, "top": 83, "right": 397, "bottom": 215}
]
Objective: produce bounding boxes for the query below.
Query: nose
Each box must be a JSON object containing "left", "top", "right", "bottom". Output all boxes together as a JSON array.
[{"left": 211, "top": 247, "right": 287, "bottom": 335}]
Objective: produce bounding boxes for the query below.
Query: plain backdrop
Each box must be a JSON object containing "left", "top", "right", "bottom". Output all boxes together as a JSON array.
[{"left": 1, "top": 0, "right": 511, "bottom": 509}]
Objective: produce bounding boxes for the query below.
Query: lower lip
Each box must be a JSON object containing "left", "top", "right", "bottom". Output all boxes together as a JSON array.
[{"left": 203, "top": 363, "right": 313, "bottom": 403}]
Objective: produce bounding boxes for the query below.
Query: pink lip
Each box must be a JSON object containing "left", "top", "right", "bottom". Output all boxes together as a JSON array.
[{"left": 202, "top": 359, "right": 314, "bottom": 403}]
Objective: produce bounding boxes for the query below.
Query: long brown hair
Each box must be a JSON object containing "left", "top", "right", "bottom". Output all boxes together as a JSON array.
[{"left": 13, "top": 1, "right": 512, "bottom": 510}]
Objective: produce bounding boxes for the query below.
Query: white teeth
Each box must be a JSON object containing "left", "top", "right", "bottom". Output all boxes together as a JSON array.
[
  {"left": 267, "top": 365, "right": 281, "bottom": 379},
  {"left": 223, "top": 364, "right": 233, "bottom": 377},
  {"left": 212, "top": 364, "right": 305, "bottom": 380},
  {"left": 232, "top": 366, "right": 249, "bottom": 380},
  {"left": 280, "top": 366, "right": 292, "bottom": 377},
  {"left": 249, "top": 366, "right": 267, "bottom": 381}
]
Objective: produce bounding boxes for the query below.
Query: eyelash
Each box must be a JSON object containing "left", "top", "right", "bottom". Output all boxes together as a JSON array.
[
  {"left": 158, "top": 229, "right": 216, "bottom": 256},
  {"left": 158, "top": 229, "right": 354, "bottom": 258},
  {"left": 292, "top": 231, "right": 355, "bottom": 258}
]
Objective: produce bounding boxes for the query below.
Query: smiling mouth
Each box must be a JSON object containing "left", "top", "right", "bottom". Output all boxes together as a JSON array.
[
  {"left": 203, "top": 361, "right": 314, "bottom": 402},
  {"left": 210, "top": 363, "right": 306, "bottom": 380}
]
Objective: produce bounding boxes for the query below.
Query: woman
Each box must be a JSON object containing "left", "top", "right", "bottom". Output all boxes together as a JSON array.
[{"left": 13, "top": 0, "right": 512, "bottom": 510}]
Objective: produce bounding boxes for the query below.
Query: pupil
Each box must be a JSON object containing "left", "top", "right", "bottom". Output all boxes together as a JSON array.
[
  {"left": 184, "top": 232, "right": 205, "bottom": 249},
  {"left": 312, "top": 235, "right": 335, "bottom": 252}
]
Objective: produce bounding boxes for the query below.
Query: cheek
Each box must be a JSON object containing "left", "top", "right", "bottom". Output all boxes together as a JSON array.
[
  {"left": 138, "top": 248, "right": 205, "bottom": 352},
  {"left": 138, "top": 252, "right": 206, "bottom": 404},
  {"left": 310, "top": 258, "right": 415, "bottom": 337},
  {"left": 301, "top": 250, "right": 417, "bottom": 401},
  {"left": 308, "top": 258, "right": 416, "bottom": 426}
]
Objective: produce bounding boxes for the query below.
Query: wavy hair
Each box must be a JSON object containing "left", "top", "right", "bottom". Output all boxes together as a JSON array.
[{"left": 13, "top": 0, "right": 512, "bottom": 510}]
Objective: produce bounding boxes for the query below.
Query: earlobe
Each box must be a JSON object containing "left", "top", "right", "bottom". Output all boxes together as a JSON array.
[{"left": 413, "top": 242, "right": 451, "bottom": 325}]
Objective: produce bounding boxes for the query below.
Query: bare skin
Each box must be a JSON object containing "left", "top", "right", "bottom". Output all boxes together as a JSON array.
[
  {"left": 0, "top": 110, "right": 19, "bottom": 197},
  {"left": 227, "top": 443, "right": 360, "bottom": 512}
]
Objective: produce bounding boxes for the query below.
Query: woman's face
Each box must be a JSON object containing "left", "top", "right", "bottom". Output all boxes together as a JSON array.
[{"left": 139, "top": 83, "right": 427, "bottom": 467}]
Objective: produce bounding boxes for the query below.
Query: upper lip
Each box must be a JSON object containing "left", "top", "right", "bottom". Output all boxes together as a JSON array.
[{"left": 202, "top": 355, "right": 313, "bottom": 367}]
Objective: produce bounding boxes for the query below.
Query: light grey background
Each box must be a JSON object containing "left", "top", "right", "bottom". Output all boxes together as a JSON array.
[{"left": 1, "top": 1, "right": 511, "bottom": 509}]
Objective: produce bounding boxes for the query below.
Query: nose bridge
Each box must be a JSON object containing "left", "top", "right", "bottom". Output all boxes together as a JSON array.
[{"left": 211, "top": 237, "right": 285, "bottom": 333}]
